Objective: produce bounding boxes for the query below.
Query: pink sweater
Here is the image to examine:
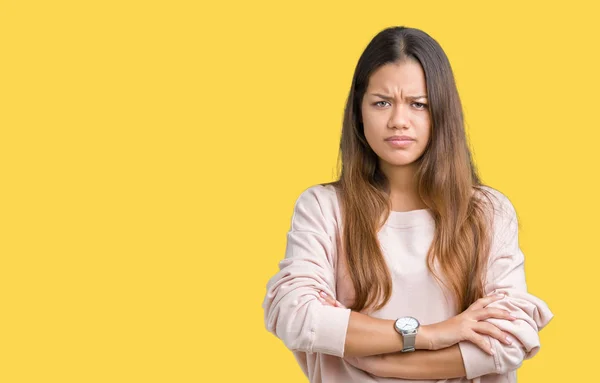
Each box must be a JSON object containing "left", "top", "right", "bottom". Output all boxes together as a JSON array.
[{"left": 262, "top": 184, "right": 553, "bottom": 382}]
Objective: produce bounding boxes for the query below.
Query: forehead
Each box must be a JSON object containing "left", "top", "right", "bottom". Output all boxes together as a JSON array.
[{"left": 366, "top": 60, "right": 427, "bottom": 94}]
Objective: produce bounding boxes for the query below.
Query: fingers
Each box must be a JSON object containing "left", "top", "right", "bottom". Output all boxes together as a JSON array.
[
  {"left": 317, "top": 291, "right": 333, "bottom": 306},
  {"left": 467, "top": 293, "right": 505, "bottom": 311},
  {"left": 475, "top": 307, "right": 517, "bottom": 321},
  {"left": 318, "top": 293, "right": 337, "bottom": 306},
  {"left": 472, "top": 322, "right": 512, "bottom": 346},
  {"left": 318, "top": 290, "right": 346, "bottom": 308},
  {"left": 467, "top": 331, "right": 497, "bottom": 356}
]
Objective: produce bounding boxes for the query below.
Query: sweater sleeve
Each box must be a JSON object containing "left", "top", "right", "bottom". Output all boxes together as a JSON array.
[
  {"left": 458, "top": 190, "right": 554, "bottom": 379},
  {"left": 262, "top": 186, "right": 351, "bottom": 357}
]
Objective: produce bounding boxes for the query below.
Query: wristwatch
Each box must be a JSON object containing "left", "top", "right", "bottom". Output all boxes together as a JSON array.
[{"left": 394, "top": 316, "right": 420, "bottom": 352}]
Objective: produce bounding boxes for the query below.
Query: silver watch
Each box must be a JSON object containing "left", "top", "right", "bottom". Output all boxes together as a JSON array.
[{"left": 394, "top": 316, "right": 420, "bottom": 352}]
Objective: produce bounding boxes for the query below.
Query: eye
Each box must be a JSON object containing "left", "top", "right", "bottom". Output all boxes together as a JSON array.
[
  {"left": 374, "top": 101, "right": 391, "bottom": 108},
  {"left": 412, "top": 102, "right": 428, "bottom": 110}
]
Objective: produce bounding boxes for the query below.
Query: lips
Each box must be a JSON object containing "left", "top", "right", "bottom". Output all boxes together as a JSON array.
[
  {"left": 384, "top": 135, "right": 416, "bottom": 149},
  {"left": 385, "top": 136, "right": 415, "bottom": 141}
]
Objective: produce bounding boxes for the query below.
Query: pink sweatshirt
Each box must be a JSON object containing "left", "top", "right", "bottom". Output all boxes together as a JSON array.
[{"left": 262, "top": 184, "right": 553, "bottom": 382}]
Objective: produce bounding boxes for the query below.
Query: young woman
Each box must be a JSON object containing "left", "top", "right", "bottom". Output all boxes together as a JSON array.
[{"left": 262, "top": 26, "right": 553, "bottom": 382}]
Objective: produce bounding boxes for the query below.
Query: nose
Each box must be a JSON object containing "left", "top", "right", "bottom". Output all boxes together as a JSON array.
[{"left": 387, "top": 103, "right": 410, "bottom": 130}]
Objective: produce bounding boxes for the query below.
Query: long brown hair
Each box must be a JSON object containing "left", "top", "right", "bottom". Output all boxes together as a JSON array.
[{"left": 323, "top": 26, "right": 497, "bottom": 314}]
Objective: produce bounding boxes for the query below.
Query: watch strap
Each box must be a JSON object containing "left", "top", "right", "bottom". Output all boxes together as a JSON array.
[{"left": 401, "top": 331, "right": 417, "bottom": 352}]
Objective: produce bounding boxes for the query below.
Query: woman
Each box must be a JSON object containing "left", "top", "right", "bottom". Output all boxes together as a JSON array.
[{"left": 262, "top": 26, "right": 553, "bottom": 382}]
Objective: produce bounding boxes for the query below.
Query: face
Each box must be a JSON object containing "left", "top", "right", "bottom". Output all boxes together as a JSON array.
[{"left": 361, "top": 59, "right": 431, "bottom": 169}]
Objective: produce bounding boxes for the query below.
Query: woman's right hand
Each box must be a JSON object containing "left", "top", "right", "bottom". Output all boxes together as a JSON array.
[{"left": 420, "top": 294, "right": 516, "bottom": 355}]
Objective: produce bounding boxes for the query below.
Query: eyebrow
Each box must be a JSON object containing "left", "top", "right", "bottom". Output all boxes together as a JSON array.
[{"left": 370, "top": 93, "right": 427, "bottom": 100}]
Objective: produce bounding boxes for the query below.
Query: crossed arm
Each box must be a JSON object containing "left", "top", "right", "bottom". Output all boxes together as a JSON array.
[
  {"left": 347, "top": 344, "right": 467, "bottom": 380},
  {"left": 318, "top": 292, "right": 502, "bottom": 380}
]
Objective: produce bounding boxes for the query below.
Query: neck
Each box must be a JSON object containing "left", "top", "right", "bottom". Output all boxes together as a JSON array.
[{"left": 380, "top": 161, "right": 427, "bottom": 212}]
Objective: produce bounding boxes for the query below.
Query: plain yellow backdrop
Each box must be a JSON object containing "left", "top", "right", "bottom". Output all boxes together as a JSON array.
[{"left": 1, "top": 0, "right": 598, "bottom": 382}]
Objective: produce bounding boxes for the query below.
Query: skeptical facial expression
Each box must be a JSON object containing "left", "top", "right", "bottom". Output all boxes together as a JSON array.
[{"left": 361, "top": 59, "right": 432, "bottom": 168}]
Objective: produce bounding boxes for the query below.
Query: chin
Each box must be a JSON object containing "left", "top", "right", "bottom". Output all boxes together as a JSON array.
[
  {"left": 390, "top": 160, "right": 418, "bottom": 167},
  {"left": 382, "top": 154, "right": 420, "bottom": 167}
]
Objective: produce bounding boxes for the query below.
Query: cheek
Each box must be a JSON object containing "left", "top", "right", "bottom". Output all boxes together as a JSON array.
[
  {"left": 362, "top": 117, "right": 380, "bottom": 142},
  {"left": 417, "top": 116, "right": 431, "bottom": 139},
  {"left": 363, "top": 128, "right": 377, "bottom": 151},
  {"left": 363, "top": 113, "right": 387, "bottom": 137},
  {"left": 420, "top": 125, "right": 431, "bottom": 142},
  {"left": 362, "top": 112, "right": 378, "bottom": 130}
]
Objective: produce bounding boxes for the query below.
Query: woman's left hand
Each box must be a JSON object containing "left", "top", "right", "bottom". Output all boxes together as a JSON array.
[{"left": 317, "top": 290, "right": 346, "bottom": 308}]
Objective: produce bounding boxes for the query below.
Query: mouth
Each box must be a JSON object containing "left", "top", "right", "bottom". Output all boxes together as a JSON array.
[
  {"left": 385, "top": 136, "right": 416, "bottom": 148},
  {"left": 384, "top": 136, "right": 416, "bottom": 142}
]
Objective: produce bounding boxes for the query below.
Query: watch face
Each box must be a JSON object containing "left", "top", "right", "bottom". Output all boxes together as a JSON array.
[{"left": 396, "top": 316, "right": 419, "bottom": 332}]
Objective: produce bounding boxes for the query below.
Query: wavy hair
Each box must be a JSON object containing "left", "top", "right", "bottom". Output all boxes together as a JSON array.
[{"left": 323, "top": 26, "right": 496, "bottom": 314}]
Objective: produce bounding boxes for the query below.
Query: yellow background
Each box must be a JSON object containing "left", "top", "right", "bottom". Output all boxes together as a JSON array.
[{"left": 1, "top": 1, "right": 597, "bottom": 382}]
